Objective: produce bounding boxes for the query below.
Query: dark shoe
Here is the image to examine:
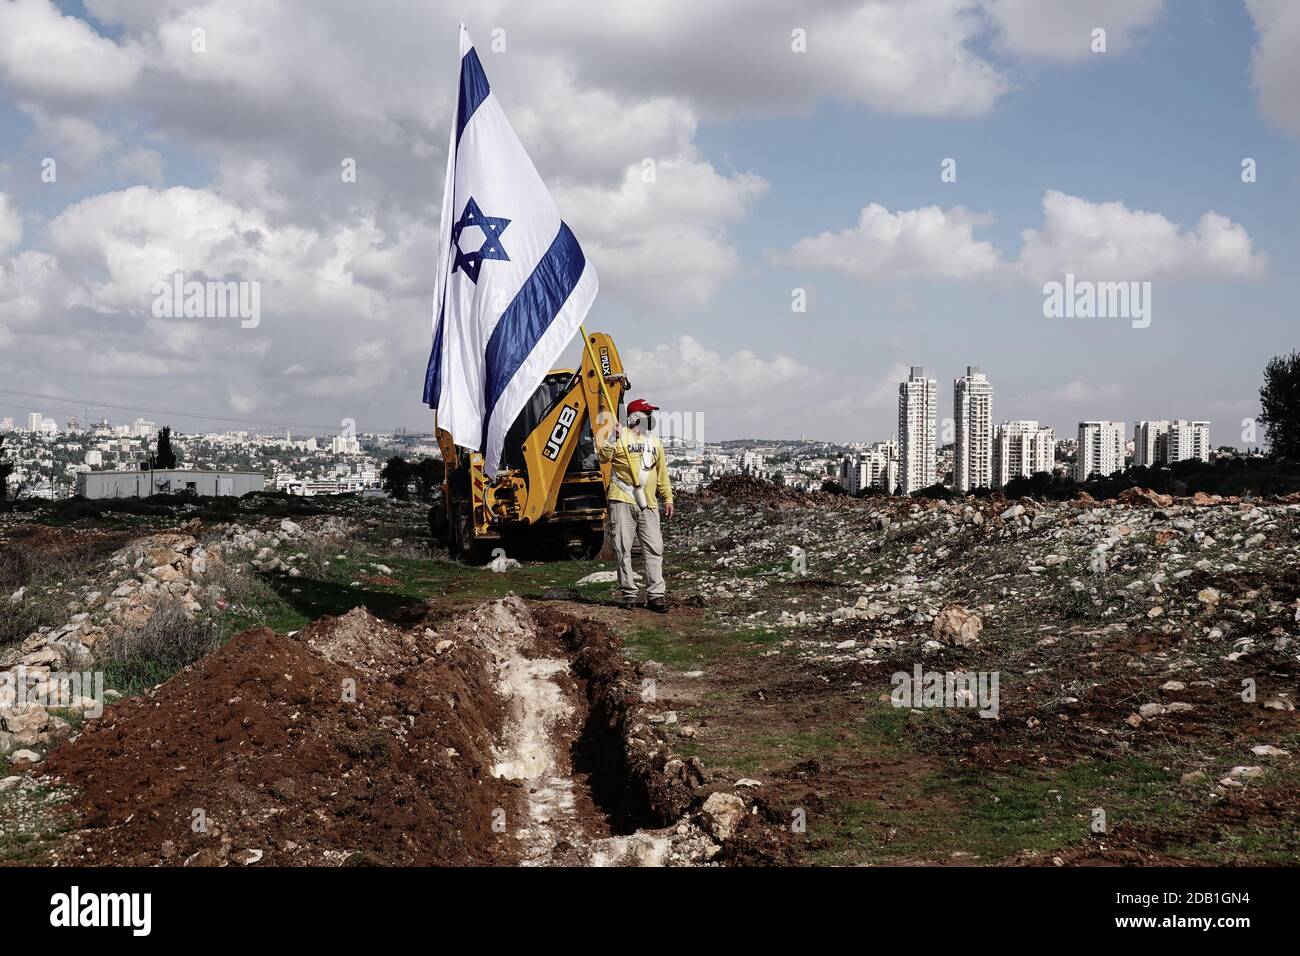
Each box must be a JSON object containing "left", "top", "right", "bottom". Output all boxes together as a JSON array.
[
  {"left": 647, "top": 597, "right": 669, "bottom": 614},
  {"left": 619, "top": 599, "right": 638, "bottom": 610}
]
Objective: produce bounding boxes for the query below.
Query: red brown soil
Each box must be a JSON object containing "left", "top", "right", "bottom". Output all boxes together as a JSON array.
[{"left": 43, "top": 611, "right": 519, "bottom": 866}]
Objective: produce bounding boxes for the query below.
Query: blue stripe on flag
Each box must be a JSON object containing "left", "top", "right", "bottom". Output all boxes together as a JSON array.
[
  {"left": 422, "top": 301, "right": 445, "bottom": 407},
  {"left": 456, "top": 48, "right": 490, "bottom": 147},
  {"left": 481, "top": 222, "right": 586, "bottom": 450}
]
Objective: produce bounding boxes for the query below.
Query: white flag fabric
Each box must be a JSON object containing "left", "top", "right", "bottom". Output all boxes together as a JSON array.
[{"left": 423, "top": 24, "right": 598, "bottom": 478}]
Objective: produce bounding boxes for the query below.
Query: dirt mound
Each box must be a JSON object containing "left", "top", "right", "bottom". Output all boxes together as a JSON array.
[
  {"left": 42, "top": 616, "right": 516, "bottom": 866},
  {"left": 298, "top": 606, "right": 417, "bottom": 676}
]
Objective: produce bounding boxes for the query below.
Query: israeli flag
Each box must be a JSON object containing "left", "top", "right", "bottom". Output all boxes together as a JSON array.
[{"left": 423, "top": 24, "right": 598, "bottom": 478}]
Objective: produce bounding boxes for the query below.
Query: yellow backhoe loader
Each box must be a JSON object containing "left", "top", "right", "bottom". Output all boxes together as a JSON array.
[{"left": 430, "top": 330, "right": 628, "bottom": 560}]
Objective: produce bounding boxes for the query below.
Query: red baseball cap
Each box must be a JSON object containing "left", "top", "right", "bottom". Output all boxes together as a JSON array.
[{"left": 626, "top": 399, "right": 658, "bottom": 415}]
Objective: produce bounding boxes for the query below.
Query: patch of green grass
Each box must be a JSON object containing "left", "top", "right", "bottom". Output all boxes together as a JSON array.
[
  {"left": 622, "top": 616, "right": 787, "bottom": 669},
  {"left": 809, "top": 754, "right": 1184, "bottom": 865},
  {"left": 0, "top": 783, "right": 74, "bottom": 865}
]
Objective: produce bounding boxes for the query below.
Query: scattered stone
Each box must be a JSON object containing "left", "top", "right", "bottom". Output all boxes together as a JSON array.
[
  {"left": 931, "top": 605, "right": 982, "bottom": 647},
  {"left": 699, "top": 792, "right": 748, "bottom": 842}
]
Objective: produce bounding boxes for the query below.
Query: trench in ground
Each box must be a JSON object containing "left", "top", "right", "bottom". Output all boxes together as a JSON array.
[{"left": 487, "top": 605, "right": 685, "bottom": 866}]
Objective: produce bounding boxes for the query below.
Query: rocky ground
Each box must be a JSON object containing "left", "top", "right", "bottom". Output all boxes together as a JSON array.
[{"left": 0, "top": 480, "right": 1297, "bottom": 865}]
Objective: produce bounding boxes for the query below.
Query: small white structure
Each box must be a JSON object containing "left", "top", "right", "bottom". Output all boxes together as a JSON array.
[{"left": 76, "top": 469, "right": 266, "bottom": 499}]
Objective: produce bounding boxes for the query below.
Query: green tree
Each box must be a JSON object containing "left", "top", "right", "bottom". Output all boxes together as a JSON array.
[
  {"left": 380, "top": 456, "right": 411, "bottom": 499},
  {"left": 154, "top": 426, "right": 178, "bottom": 469},
  {"left": 1259, "top": 350, "right": 1300, "bottom": 460},
  {"left": 410, "top": 457, "right": 445, "bottom": 500}
]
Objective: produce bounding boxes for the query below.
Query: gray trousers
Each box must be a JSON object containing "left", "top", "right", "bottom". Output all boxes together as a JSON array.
[{"left": 610, "top": 501, "right": 665, "bottom": 600}]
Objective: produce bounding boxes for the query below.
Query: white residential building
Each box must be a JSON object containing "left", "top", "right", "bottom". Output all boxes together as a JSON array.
[
  {"left": 1166, "top": 420, "right": 1211, "bottom": 463},
  {"left": 839, "top": 455, "right": 868, "bottom": 494},
  {"left": 992, "top": 421, "right": 1055, "bottom": 488},
  {"left": 840, "top": 440, "right": 899, "bottom": 495},
  {"left": 27, "top": 412, "right": 42, "bottom": 433},
  {"left": 953, "top": 366, "right": 994, "bottom": 492},
  {"left": 1133, "top": 420, "right": 1170, "bottom": 467},
  {"left": 1076, "top": 421, "right": 1126, "bottom": 481},
  {"left": 899, "top": 367, "right": 937, "bottom": 494}
]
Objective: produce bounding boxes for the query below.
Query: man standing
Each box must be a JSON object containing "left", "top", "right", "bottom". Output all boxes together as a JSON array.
[{"left": 599, "top": 398, "right": 673, "bottom": 612}]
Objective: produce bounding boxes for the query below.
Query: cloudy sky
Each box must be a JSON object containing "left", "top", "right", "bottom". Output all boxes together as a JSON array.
[{"left": 0, "top": 0, "right": 1296, "bottom": 444}]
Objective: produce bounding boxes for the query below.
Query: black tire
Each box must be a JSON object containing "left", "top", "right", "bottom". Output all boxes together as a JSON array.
[{"left": 562, "top": 530, "right": 604, "bottom": 561}]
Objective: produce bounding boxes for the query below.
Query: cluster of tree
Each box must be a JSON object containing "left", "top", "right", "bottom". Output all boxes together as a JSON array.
[{"left": 380, "top": 456, "right": 445, "bottom": 500}]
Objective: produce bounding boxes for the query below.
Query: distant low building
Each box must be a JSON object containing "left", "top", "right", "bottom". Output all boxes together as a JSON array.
[{"left": 77, "top": 469, "right": 265, "bottom": 499}]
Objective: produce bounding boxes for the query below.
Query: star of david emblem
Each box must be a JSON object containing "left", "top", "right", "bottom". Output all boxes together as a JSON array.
[{"left": 451, "top": 197, "right": 511, "bottom": 284}]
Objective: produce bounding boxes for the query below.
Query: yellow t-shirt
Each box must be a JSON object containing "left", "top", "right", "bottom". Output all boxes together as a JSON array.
[{"left": 598, "top": 429, "right": 673, "bottom": 508}]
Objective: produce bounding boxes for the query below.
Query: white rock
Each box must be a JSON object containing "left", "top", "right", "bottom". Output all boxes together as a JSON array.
[
  {"left": 485, "top": 554, "right": 521, "bottom": 573},
  {"left": 699, "top": 792, "right": 747, "bottom": 842},
  {"left": 1251, "top": 745, "right": 1290, "bottom": 757},
  {"left": 576, "top": 570, "right": 619, "bottom": 586}
]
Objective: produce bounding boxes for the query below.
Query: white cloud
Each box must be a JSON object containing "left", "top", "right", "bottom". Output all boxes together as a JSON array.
[
  {"left": 623, "top": 335, "right": 815, "bottom": 433},
  {"left": 23, "top": 108, "right": 119, "bottom": 171},
  {"left": 45, "top": 185, "right": 380, "bottom": 318},
  {"left": 0, "top": 250, "right": 60, "bottom": 325},
  {"left": 1245, "top": 0, "right": 1300, "bottom": 136},
  {"left": 558, "top": 160, "right": 769, "bottom": 307},
  {"left": 983, "top": 0, "right": 1164, "bottom": 61},
  {"left": 780, "top": 191, "right": 1266, "bottom": 286},
  {"left": 776, "top": 203, "right": 1004, "bottom": 280},
  {"left": 510, "top": 0, "right": 1011, "bottom": 118},
  {"left": 0, "top": 194, "right": 21, "bottom": 254},
  {"left": 0, "top": 0, "right": 140, "bottom": 103},
  {"left": 1017, "top": 190, "right": 1266, "bottom": 283}
]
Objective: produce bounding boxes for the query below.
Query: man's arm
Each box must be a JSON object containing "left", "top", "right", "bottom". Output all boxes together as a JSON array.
[
  {"left": 656, "top": 441, "right": 674, "bottom": 516},
  {"left": 597, "top": 425, "right": 620, "bottom": 464}
]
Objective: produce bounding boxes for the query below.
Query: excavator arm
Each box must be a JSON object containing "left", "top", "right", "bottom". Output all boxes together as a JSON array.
[
  {"left": 514, "top": 330, "right": 626, "bottom": 524},
  {"left": 433, "top": 331, "right": 627, "bottom": 558}
]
